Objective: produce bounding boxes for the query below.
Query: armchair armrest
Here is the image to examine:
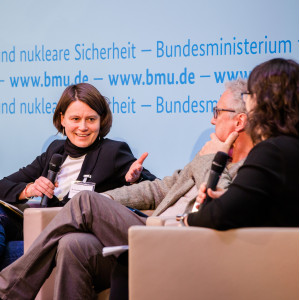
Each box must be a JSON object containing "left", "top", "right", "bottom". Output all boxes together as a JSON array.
[
  {"left": 24, "top": 207, "right": 62, "bottom": 252},
  {"left": 24, "top": 208, "right": 62, "bottom": 300}
]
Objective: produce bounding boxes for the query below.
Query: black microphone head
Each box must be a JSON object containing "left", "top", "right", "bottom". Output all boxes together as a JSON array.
[
  {"left": 49, "top": 154, "right": 63, "bottom": 172},
  {"left": 211, "top": 151, "right": 229, "bottom": 174}
]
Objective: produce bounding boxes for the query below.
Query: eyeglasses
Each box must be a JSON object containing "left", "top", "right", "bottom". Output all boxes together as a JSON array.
[
  {"left": 213, "top": 106, "right": 236, "bottom": 119},
  {"left": 241, "top": 92, "right": 252, "bottom": 102}
]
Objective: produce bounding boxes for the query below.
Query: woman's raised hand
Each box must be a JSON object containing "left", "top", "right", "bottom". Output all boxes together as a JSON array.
[{"left": 125, "top": 152, "right": 148, "bottom": 183}]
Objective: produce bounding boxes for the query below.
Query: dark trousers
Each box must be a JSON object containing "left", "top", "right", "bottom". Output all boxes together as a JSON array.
[
  {"left": 110, "top": 251, "right": 129, "bottom": 300},
  {"left": 0, "top": 191, "right": 146, "bottom": 300}
]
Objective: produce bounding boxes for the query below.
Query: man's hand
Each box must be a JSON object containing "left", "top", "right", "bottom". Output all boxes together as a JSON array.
[
  {"left": 199, "top": 131, "right": 239, "bottom": 156},
  {"left": 125, "top": 152, "right": 148, "bottom": 183}
]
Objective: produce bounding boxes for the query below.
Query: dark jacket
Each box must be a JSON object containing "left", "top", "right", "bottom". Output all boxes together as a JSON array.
[{"left": 0, "top": 138, "right": 156, "bottom": 205}]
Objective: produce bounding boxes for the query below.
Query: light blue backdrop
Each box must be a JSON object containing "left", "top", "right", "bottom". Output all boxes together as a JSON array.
[{"left": 0, "top": 0, "right": 298, "bottom": 179}]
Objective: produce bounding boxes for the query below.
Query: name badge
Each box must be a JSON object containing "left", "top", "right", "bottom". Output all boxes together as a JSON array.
[{"left": 68, "top": 181, "right": 95, "bottom": 198}]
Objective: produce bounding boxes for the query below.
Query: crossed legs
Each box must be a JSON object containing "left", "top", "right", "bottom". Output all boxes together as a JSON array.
[{"left": 0, "top": 191, "right": 146, "bottom": 300}]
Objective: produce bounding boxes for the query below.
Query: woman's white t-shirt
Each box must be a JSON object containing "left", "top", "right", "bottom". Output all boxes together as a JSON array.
[{"left": 54, "top": 155, "right": 86, "bottom": 200}]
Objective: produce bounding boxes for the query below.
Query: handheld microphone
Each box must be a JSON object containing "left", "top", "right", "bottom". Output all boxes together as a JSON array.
[
  {"left": 192, "top": 151, "right": 229, "bottom": 212},
  {"left": 204, "top": 151, "right": 230, "bottom": 204},
  {"left": 41, "top": 153, "right": 63, "bottom": 207}
]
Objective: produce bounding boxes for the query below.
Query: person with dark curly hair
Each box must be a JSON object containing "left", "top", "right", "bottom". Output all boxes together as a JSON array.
[{"left": 188, "top": 58, "right": 299, "bottom": 228}]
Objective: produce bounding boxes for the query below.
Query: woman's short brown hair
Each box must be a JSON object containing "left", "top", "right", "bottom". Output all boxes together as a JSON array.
[
  {"left": 247, "top": 58, "right": 299, "bottom": 143},
  {"left": 53, "top": 83, "right": 112, "bottom": 137}
]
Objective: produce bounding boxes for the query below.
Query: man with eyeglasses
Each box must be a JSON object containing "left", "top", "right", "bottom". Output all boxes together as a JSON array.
[
  {"left": 0, "top": 79, "right": 254, "bottom": 300},
  {"left": 199, "top": 80, "right": 253, "bottom": 162}
]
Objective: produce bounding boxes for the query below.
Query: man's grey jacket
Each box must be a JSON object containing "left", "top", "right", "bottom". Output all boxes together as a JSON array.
[{"left": 106, "top": 153, "right": 243, "bottom": 217}]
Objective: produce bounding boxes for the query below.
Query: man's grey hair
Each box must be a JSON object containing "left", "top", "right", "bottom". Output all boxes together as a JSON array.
[{"left": 225, "top": 79, "right": 247, "bottom": 115}]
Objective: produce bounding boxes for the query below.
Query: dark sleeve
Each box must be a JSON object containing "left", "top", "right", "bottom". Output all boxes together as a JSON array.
[
  {"left": 0, "top": 140, "right": 64, "bottom": 203},
  {"left": 187, "top": 141, "right": 295, "bottom": 229},
  {"left": 0, "top": 153, "right": 47, "bottom": 203}
]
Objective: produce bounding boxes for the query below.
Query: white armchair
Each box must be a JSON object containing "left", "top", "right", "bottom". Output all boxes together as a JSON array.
[
  {"left": 24, "top": 208, "right": 299, "bottom": 300},
  {"left": 128, "top": 226, "right": 299, "bottom": 300}
]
